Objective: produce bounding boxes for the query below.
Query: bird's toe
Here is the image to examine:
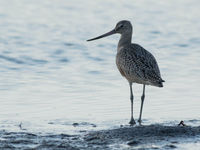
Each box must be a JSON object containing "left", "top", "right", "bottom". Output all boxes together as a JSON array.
[{"left": 129, "top": 119, "right": 136, "bottom": 125}]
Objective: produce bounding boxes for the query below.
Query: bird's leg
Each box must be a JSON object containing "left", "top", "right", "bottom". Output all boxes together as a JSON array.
[
  {"left": 138, "top": 84, "right": 145, "bottom": 125},
  {"left": 129, "top": 82, "right": 136, "bottom": 125}
]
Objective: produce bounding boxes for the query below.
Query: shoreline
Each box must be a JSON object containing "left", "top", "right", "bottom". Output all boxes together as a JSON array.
[{"left": 0, "top": 124, "right": 200, "bottom": 149}]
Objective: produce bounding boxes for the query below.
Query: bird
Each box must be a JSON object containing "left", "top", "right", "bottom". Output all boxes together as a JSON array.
[{"left": 87, "top": 20, "right": 164, "bottom": 125}]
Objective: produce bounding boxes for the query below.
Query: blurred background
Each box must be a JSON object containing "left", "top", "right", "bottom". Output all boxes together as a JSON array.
[{"left": 0, "top": 0, "right": 199, "bottom": 133}]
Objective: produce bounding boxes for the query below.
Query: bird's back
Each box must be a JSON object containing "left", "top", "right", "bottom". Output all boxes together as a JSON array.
[{"left": 116, "top": 43, "right": 164, "bottom": 87}]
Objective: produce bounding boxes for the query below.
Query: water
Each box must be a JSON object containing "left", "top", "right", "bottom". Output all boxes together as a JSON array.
[{"left": 0, "top": 0, "right": 200, "bottom": 149}]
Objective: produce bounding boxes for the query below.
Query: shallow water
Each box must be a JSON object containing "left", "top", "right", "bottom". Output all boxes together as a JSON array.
[{"left": 0, "top": 0, "right": 200, "bottom": 149}]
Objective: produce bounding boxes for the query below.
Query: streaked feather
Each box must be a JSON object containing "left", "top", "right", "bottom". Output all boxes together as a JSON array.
[{"left": 116, "top": 43, "right": 164, "bottom": 87}]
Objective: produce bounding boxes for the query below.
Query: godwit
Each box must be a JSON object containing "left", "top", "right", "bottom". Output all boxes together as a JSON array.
[{"left": 87, "top": 20, "right": 164, "bottom": 125}]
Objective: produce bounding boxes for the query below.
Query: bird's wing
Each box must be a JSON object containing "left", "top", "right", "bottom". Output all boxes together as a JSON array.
[{"left": 118, "top": 44, "right": 164, "bottom": 83}]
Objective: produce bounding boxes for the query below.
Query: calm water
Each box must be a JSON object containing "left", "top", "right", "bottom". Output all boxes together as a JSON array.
[{"left": 0, "top": 0, "right": 200, "bottom": 136}]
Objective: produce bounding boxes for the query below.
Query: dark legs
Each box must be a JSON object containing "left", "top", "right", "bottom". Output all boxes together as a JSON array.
[
  {"left": 138, "top": 84, "right": 146, "bottom": 125},
  {"left": 129, "top": 82, "right": 136, "bottom": 125}
]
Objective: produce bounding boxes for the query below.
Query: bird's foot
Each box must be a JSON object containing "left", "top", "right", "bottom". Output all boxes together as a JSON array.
[
  {"left": 138, "top": 119, "right": 142, "bottom": 126},
  {"left": 129, "top": 118, "right": 136, "bottom": 126}
]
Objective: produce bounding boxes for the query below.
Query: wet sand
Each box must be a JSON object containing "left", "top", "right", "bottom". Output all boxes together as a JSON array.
[{"left": 1, "top": 124, "right": 200, "bottom": 149}]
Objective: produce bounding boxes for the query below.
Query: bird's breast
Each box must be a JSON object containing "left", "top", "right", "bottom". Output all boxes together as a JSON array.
[{"left": 115, "top": 50, "right": 146, "bottom": 84}]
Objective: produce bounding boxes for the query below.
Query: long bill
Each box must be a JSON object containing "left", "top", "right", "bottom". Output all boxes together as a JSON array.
[{"left": 87, "top": 29, "right": 116, "bottom": 41}]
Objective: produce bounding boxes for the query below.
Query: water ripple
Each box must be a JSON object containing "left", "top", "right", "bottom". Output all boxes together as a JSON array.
[
  {"left": 21, "top": 56, "right": 48, "bottom": 65},
  {"left": 0, "top": 55, "right": 24, "bottom": 64}
]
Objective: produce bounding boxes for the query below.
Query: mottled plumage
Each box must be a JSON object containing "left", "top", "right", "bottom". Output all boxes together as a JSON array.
[
  {"left": 116, "top": 43, "right": 164, "bottom": 87},
  {"left": 87, "top": 20, "right": 164, "bottom": 125}
]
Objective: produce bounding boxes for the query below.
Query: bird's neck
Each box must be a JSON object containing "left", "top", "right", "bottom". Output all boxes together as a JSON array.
[{"left": 118, "top": 32, "right": 132, "bottom": 51}]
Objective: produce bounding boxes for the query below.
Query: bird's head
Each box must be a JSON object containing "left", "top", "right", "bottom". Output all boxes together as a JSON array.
[
  {"left": 114, "top": 20, "right": 132, "bottom": 34},
  {"left": 87, "top": 20, "right": 132, "bottom": 41}
]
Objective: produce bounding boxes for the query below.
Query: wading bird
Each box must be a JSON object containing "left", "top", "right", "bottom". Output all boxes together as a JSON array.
[{"left": 87, "top": 20, "right": 164, "bottom": 125}]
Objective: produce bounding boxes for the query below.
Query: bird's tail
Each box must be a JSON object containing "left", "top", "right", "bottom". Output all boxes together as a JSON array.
[
  {"left": 152, "top": 79, "right": 165, "bottom": 87},
  {"left": 157, "top": 79, "right": 165, "bottom": 87}
]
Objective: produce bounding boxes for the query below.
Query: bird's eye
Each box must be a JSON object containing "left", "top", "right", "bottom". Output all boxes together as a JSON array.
[
  {"left": 116, "top": 24, "right": 124, "bottom": 31},
  {"left": 119, "top": 25, "right": 123, "bottom": 28}
]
